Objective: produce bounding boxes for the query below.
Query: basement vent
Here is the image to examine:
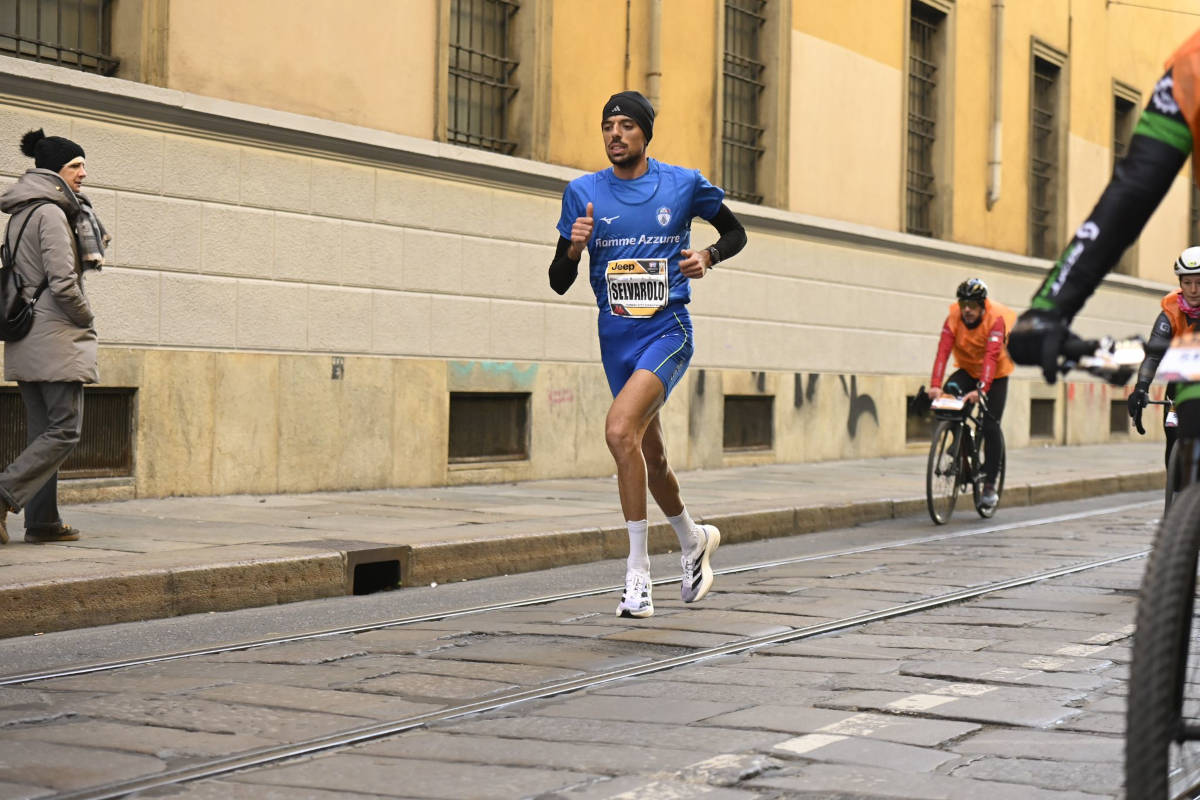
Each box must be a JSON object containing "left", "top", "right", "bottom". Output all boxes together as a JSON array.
[
  {"left": 724, "top": 395, "right": 773, "bottom": 451},
  {"left": 449, "top": 391, "right": 530, "bottom": 462},
  {"left": 0, "top": 387, "right": 136, "bottom": 478},
  {"left": 1030, "top": 398, "right": 1055, "bottom": 440}
]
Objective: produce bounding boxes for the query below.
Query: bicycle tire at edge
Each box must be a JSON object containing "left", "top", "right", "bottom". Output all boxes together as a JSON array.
[
  {"left": 1126, "top": 482, "right": 1200, "bottom": 799},
  {"left": 926, "top": 420, "right": 959, "bottom": 525}
]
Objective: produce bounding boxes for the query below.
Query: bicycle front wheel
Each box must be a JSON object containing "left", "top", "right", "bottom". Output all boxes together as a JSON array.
[
  {"left": 974, "top": 427, "right": 1006, "bottom": 519},
  {"left": 1126, "top": 483, "right": 1200, "bottom": 799},
  {"left": 1165, "top": 442, "right": 1181, "bottom": 516},
  {"left": 926, "top": 420, "right": 959, "bottom": 525}
]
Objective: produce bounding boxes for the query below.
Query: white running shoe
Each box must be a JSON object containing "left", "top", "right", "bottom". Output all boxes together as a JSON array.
[
  {"left": 681, "top": 524, "right": 720, "bottom": 603},
  {"left": 616, "top": 570, "right": 654, "bottom": 618}
]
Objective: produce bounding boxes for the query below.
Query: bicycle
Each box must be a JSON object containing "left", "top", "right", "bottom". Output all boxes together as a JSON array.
[
  {"left": 924, "top": 392, "right": 1005, "bottom": 525},
  {"left": 1123, "top": 332, "right": 1200, "bottom": 800}
]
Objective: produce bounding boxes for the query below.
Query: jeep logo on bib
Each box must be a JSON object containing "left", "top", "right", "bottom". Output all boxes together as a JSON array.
[{"left": 656, "top": 206, "right": 671, "bottom": 226}]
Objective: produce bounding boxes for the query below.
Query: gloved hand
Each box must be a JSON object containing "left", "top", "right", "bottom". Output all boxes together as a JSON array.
[
  {"left": 1008, "top": 309, "right": 1069, "bottom": 384},
  {"left": 1128, "top": 387, "right": 1149, "bottom": 435}
]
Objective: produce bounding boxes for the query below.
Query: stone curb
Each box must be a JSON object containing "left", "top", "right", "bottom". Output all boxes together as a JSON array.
[{"left": 0, "top": 469, "right": 1164, "bottom": 639}]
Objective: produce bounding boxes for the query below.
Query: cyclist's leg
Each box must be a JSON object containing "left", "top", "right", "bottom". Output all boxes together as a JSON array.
[
  {"left": 1172, "top": 382, "right": 1200, "bottom": 488},
  {"left": 942, "top": 368, "right": 975, "bottom": 455},
  {"left": 981, "top": 376, "right": 1008, "bottom": 484},
  {"left": 1165, "top": 382, "right": 1179, "bottom": 469}
]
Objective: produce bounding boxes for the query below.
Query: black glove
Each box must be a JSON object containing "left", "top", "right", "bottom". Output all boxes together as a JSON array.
[
  {"left": 1128, "top": 387, "right": 1149, "bottom": 435},
  {"left": 1008, "top": 309, "right": 1069, "bottom": 384}
]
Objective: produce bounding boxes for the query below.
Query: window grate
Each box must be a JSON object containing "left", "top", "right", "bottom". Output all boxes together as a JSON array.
[
  {"left": 906, "top": 5, "right": 941, "bottom": 237},
  {"left": 1191, "top": 180, "right": 1200, "bottom": 248},
  {"left": 1030, "top": 398, "right": 1055, "bottom": 439},
  {"left": 1109, "top": 400, "right": 1129, "bottom": 435},
  {"left": 722, "top": 0, "right": 766, "bottom": 204},
  {"left": 1113, "top": 95, "right": 1136, "bottom": 166},
  {"left": 0, "top": 387, "right": 135, "bottom": 479},
  {"left": 723, "top": 395, "right": 773, "bottom": 451},
  {"left": 448, "top": 0, "right": 519, "bottom": 155},
  {"left": 0, "top": 0, "right": 118, "bottom": 75},
  {"left": 1113, "top": 92, "right": 1139, "bottom": 274},
  {"left": 1030, "top": 57, "right": 1060, "bottom": 259},
  {"left": 448, "top": 392, "right": 529, "bottom": 462}
]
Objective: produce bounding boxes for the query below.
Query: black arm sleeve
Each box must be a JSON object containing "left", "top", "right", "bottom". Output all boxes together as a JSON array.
[
  {"left": 1137, "top": 311, "right": 1174, "bottom": 390},
  {"left": 548, "top": 236, "right": 579, "bottom": 295},
  {"left": 1031, "top": 133, "right": 1188, "bottom": 320},
  {"left": 702, "top": 203, "right": 747, "bottom": 265}
]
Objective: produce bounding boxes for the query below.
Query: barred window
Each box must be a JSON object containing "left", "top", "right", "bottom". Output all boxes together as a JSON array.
[
  {"left": 0, "top": 0, "right": 117, "bottom": 75},
  {"left": 448, "top": 0, "right": 519, "bottom": 154},
  {"left": 722, "top": 0, "right": 766, "bottom": 204},
  {"left": 1113, "top": 86, "right": 1140, "bottom": 274},
  {"left": 906, "top": 2, "right": 944, "bottom": 237},
  {"left": 1191, "top": 178, "right": 1200, "bottom": 247},
  {"left": 1029, "top": 54, "right": 1062, "bottom": 259},
  {"left": 1113, "top": 95, "right": 1137, "bottom": 166}
]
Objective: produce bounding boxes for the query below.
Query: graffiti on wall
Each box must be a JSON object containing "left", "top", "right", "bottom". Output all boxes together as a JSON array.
[
  {"left": 839, "top": 375, "right": 878, "bottom": 438},
  {"left": 794, "top": 372, "right": 878, "bottom": 439}
]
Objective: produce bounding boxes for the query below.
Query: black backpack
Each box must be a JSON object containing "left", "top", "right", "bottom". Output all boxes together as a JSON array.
[{"left": 0, "top": 201, "right": 53, "bottom": 342}]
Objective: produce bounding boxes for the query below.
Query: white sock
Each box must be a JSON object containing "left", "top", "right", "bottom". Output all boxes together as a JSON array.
[
  {"left": 666, "top": 508, "right": 702, "bottom": 556},
  {"left": 626, "top": 519, "right": 650, "bottom": 574}
]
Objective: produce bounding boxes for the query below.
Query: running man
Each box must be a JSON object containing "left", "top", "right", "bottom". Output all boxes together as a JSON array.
[
  {"left": 1010, "top": 29, "right": 1200, "bottom": 382},
  {"left": 927, "top": 278, "right": 1016, "bottom": 509},
  {"left": 548, "top": 90, "right": 747, "bottom": 618}
]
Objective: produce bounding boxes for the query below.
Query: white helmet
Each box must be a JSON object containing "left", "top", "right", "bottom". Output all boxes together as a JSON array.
[{"left": 1175, "top": 246, "right": 1200, "bottom": 276}]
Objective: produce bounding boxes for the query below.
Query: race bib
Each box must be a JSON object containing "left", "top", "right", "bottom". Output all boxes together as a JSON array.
[
  {"left": 606, "top": 259, "right": 668, "bottom": 318},
  {"left": 1157, "top": 333, "right": 1200, "bottom": 383}
]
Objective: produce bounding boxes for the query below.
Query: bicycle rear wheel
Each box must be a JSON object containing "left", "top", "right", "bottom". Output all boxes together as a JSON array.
[
  {"left": 974, "top": 427, "right": 1006, "bottom": 519},
  {"left": 1126, "top": 483, "right": 1200, "bottom": 799},
  {"left": 926, "top": 420, "right": 960, "bottom": 525}
]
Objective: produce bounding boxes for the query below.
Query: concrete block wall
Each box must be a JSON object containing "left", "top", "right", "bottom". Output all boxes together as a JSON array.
[{"left": 0, "top": 58, "right": 1173, "bottom": 500}]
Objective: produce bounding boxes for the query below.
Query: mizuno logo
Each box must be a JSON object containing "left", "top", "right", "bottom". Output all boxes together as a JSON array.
[{"left": 600, "top": 215, "right": 620, "bottom": 225}]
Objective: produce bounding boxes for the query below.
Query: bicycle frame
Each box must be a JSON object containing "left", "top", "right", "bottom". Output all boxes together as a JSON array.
[{"left": 926, "top": 393, "right": 1004, "bottom": 524}]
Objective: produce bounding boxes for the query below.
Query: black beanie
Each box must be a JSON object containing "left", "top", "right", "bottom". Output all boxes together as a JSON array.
[
  {"left": 19, "top": 129, "right": 85, "bottom": 173},
  {"left": 602, "top": 91, "right": 655, "bottom": 143}
]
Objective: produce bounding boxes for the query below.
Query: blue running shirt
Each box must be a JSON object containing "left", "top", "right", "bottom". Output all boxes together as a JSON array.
[{"left": 556, "top": 159, "right": 724, "bottom": 317}]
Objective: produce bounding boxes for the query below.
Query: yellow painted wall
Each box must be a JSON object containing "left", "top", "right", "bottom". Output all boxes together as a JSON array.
[
  {"left": 163, "top": 0, "right": 437, "bottom": 139},
  {"left": 547, "top": 0, "right": 718, "bottom": 176},
  {"left": 788, "top": 29, "right": 901, "bottom": 227},
  {"left": 548, "top": 1, "right": 627, "bottom": 171},
  {"left": 792, "top": 0, "right": 903, "bottom": 68}
]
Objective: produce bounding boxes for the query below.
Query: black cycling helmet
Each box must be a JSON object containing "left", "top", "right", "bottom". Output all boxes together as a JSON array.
[{"left": 956, "top": 278, "right": 988, "bottom": 304}]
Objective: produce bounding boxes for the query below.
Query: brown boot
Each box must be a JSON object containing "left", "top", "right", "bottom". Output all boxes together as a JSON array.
[
  {"left": 25, "top": 523, "right": 80, "bottom": 544},
  {"left": 0, "top": 508, "right": 7, "bottom": 545}
]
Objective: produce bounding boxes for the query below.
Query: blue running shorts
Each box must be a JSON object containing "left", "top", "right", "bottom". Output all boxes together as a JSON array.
[{"left": 598, "top": 303, "right": 694, "bottom": 399}]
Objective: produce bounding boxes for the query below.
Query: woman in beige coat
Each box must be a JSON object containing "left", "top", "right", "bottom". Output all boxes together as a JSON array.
[{"left": 0, "top": 129, "right": 105, "bottom": 544}]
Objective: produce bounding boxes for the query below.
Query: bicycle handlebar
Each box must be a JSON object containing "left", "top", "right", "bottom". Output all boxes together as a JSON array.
[{"left": 1057, "top": 335, "right": 1145, "bottom": 386}]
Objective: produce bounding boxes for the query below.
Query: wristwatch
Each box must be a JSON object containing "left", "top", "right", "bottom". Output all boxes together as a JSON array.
[{"left": 705, "top": 245, "right": 721, "bottom": 268}]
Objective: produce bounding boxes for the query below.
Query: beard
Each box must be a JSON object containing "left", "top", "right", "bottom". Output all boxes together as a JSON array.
[{"left": 607, "top": 144, "right": 644, "bottom": 168}]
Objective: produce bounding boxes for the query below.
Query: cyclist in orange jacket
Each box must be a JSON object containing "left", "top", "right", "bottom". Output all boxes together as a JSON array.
[
  {"left": 928, "top": 278, "right": 1016, "bottom": 508},
  {"left": 1127, "top": 247, "right": 1200, "bottom": 463}
]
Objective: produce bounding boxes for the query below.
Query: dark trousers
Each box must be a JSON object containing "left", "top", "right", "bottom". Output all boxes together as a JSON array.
[
  {"left": 0, "top": 381, "right": 83, "bottom": 529},
  {"left": 943, "top": 369, "right": 1008, "bottom": 485},
  {"left": 1164, "top": 382, "right": 1179, "bottom": 469}
]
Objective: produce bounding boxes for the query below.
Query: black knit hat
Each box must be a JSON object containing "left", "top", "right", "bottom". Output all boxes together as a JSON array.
[
  {"left": 20, "top": 129, "right": 85, "bottom": 173},
  {"left": 602, "top": 91, "right": 655, "bottom": 143}
]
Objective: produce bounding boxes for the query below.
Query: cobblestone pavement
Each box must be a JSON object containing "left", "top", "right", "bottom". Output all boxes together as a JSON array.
[{"left": 0, "top": 495, "right": 1157, "bottom": 799}]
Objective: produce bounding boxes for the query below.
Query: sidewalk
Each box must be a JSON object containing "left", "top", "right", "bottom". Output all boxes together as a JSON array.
[{"left": 0, "top": 442, "right": 1166, "bottom": 639}]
